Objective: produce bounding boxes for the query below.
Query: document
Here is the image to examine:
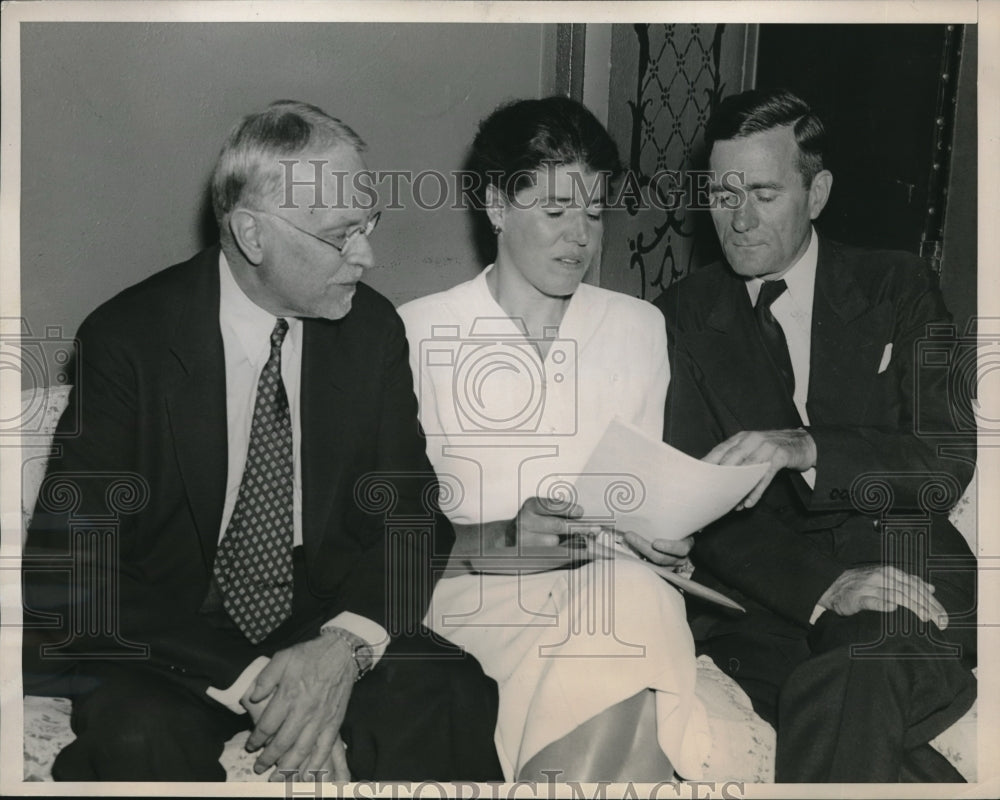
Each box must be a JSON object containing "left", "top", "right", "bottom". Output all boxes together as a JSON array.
[
  {"left": 467, "top": 419, "right": 767, "bottom": 610},
  {"left": 569, "top": 418, "right": 769, "bottom": 543}
]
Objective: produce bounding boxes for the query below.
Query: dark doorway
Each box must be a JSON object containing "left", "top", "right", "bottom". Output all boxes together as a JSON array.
[{"left": 754, "top": 23, "right": 976, "bottom": 329}]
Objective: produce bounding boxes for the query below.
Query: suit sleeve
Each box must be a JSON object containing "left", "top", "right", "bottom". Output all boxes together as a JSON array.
[
  {"left": 329, "top": 310, "right": 454, "bottom": 637},
  {"left": 23, "top": 315, "right": 261, "bottom": 693},
  {"left": 807, "top": 263, "right": 975, "bottom": 513}
]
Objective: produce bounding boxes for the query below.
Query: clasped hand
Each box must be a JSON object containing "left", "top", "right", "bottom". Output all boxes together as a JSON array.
[
  {"left": 240, "top": 635, "right": 355, "bottom": 782},
  {"left": 703, "top": 428, "right": 817, "bottom": 509},
  {"left": 819, "top": 565, "right": 949, "bottom": 629},
  {"left": 511, "top": 496, "right": 694, "bottom": 568}
]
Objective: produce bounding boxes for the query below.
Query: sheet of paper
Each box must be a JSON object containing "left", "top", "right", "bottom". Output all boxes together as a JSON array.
[{"left": 564, "top": 418, "right": 769, "bottom": 542}]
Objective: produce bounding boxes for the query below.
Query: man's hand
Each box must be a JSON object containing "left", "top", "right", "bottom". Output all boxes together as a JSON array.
[
  {"left": 818, "top": 565, "right": 949, "bottom": 629},
  {"left": 240, "top": 685, "right": 269, "bottom": 725},
  {"left": 703, "top": 428, "right": 817, "bottom": 509},
  {"left": 265, "top": 734, "right": 351, "bottom": 784},
  {"left": 283, "top": 734, "right": 350, "bottom": 784},
  {"left": 243, "top": 633, "right": 357, "bottom": 781},
  {"left": 622, "top": 531, "right": 694, "bottom": 569}
]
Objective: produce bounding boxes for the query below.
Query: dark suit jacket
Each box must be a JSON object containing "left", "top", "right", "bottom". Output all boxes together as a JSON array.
[
  {"left": 655, "top": 237, "right": 975, "bottom": 625},
  {"left": 24, "top": 246, "right": 453, "bottom": 693}
]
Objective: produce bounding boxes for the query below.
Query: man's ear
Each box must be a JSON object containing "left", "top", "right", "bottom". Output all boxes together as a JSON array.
[
  {"left": 808, "top": 170, "right": 833, "bottom": 220},
  {"left": 484, "top": 184, "right": 506, "bottom": 233},
  {"left": 228, "top": 209, "right": 265, "bottom": 266}
]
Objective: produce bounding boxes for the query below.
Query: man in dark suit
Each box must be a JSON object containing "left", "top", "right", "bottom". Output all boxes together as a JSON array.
[
  {"left": 23, "top": 101, "right": 503, "bottom": 782},
  {"left": 653, "top": 89, "right": 977, "bottom": 782}
]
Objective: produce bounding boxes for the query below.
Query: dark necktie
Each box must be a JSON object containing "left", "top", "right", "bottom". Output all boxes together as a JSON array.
[
  {"left": 755, "top": 279, "right": 796, "bottom": 396},
  {"left": 213, "top": 318, "right": 294, "bottom": 644}
]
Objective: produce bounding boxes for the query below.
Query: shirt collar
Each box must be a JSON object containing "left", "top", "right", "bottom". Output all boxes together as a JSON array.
[
  {"left": 219, "top": 250, "right": 300, "bottom": 366},
  {"left": 745, "top": 226, "right": 819, "bottom": 311}
]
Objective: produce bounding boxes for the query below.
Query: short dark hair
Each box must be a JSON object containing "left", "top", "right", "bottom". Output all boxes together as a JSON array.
[
  {"left": 211, "top": 100, "right": 366, "bottom": 235},
  {"left": 705, "top": 88, "right": 827, "bottom": 185},
  {"left": 468, "top": 96, "right": 622, "bottom": 203}
]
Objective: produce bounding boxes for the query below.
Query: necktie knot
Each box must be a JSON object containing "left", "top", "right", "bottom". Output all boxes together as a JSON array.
[
  {"left": 270, "top": 318, "right": 289, "bottom": 351},
  {"left": 757, "top": 279, "right": 787, "bottom": 312}
]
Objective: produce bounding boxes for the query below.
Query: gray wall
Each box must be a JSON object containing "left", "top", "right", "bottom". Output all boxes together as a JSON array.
[{"left": 20, "top": 22, "right": 557, "bottom": 384}]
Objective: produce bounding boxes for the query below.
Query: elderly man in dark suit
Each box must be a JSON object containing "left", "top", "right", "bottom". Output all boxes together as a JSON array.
[
  {"left": 23, "top": 100, "right": 503, "bottom": 782},
  {"left": 653, "top": 88, "right": 976, "bottom": 782}
]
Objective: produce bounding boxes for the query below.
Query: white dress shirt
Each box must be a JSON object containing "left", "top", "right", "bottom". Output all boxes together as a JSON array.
[
  {"left": 217, "top": 247, "right": 305, "bottom": 546},
  {"left": 207, "top": 252, "right": 386, "bottom": 713}
]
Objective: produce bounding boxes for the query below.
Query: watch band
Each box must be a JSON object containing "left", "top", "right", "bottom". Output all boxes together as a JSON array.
[{"left": 320, "top": 626, "right": 374, "bottom": 681}]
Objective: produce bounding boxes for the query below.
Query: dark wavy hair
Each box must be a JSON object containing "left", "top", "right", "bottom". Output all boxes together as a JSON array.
[
  {"left": 705, "top": 88, "right": 827, "bottom": 185},
  {"left": 467, "top": 96, "right": 622, "bottom": 203}
]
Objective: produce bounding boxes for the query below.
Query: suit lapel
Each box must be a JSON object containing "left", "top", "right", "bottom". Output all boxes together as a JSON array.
[
  {"left": 806, "top": 239, "right": 888, "bottom": 425},
  {"left": 164, "top": 250, "right": 228, "bottom": 567},
  {"left": 685, "top": 275, "right": 804, "bottom": 430},
  {"left": 300, "top": 318, "right": 354, "bottom": 560}
]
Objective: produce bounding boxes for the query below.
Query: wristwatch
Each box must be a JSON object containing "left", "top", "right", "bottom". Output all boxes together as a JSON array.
[{"left": 320, "top": 626, "right": 374, "bottom": 681}]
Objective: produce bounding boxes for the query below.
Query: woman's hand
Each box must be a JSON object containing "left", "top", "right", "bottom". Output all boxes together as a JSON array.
[
  {"left": 444, "top": 497, "right": 599, "bottom": 576},
  {"left": 508, "top": 496, "right": 597, "bottom": 547}
]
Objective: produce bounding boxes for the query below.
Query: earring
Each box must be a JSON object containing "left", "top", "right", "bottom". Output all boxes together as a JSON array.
[{"left": 492, "top": 224, "right": 502, "bottom": 235}]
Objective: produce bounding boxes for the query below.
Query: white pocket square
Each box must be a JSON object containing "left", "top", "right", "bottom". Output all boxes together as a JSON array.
[{"left": 877, "top": 343, "right": 893, "bottom": 374}]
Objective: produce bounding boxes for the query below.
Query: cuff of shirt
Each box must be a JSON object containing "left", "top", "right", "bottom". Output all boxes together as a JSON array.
[
  {"left": 802, "top": 466, "right": 817, "bottom": 489},
  {"left": 321, "top": 611, "right": 389, "bottom": 665},
  {"left": 809, "top": 604, "right": 826, "bottom": 625},
  {"left": 206, "top": 655, "right": 270, "bottom": 715},
  {"left": 205, "top": 613, "right": 389, "bottom": 714}
]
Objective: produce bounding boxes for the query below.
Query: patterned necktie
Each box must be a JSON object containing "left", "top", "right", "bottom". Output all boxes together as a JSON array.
[
  {"left": 755, "top": 279, "right": 796, "bottom": 396},
  {"left": 213, "top": 318, "right": 294, "bottom": 644}
]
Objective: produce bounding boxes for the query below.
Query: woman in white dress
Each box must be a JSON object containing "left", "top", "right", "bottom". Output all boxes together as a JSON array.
[{"left": 398, "top": 97, "right": 711, "bottom": 782}]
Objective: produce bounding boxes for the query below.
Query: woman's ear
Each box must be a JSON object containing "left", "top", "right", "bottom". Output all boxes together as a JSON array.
[
  {"left": 484, "top": 184, "right": 506, "bottom": 234},
  {"left": 228, "top": 209, "right": 266, "bottom": 266}
]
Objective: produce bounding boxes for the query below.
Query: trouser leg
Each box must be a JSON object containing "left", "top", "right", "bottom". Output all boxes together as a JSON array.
[
  {"left": 776, "top": 609, "right": 976, "bottom": 782},
  {"left": 690, "top": 600, "right": 811, "bottom": 729},
  {"left": 52, "top": 661, "right": 249, "bottom": 781},
  {"left": 341, "top": 625, "right": 503, "bottom": 781}
]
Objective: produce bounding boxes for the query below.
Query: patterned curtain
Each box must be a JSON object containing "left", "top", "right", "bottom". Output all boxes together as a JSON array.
[{"left": 601, "top": 23, "right": 752, "bottom": 299}]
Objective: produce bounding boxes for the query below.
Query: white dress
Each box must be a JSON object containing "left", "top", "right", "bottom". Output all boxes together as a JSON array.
[{"left": 398, "top": 266, "right": 711, "bottom": 780}]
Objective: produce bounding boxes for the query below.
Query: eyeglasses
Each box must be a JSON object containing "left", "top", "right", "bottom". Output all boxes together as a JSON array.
[{"left": 254, "top": 209, "right": 380, "bottom": 253}]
